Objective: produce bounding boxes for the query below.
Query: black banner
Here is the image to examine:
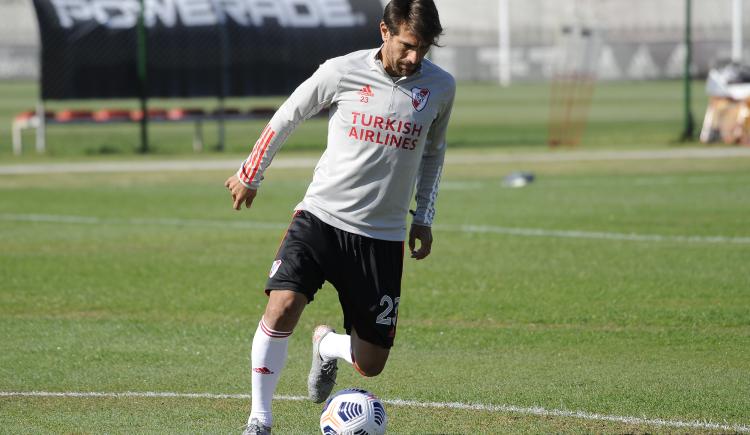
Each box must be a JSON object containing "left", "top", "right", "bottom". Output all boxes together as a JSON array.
[{"left": 33, "top": 0, "right": 384, "bottom": 100}]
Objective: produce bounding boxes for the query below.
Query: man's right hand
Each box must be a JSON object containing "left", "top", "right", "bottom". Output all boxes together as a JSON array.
[{"left": 224, "top": 174, "right": 258, "bottom": 211}]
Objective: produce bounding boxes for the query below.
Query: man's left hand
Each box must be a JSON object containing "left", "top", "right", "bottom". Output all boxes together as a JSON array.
[{"left": 408, "top": 224, "right": 433, "bottom": 260}]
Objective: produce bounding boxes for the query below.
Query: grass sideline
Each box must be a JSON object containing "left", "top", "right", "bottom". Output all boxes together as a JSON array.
[
  {"left": 0, "top": 79, "right": 711, "bottom": 158},
  {"left": 1, "top": 149, "right": 749, "bottom": 433}
]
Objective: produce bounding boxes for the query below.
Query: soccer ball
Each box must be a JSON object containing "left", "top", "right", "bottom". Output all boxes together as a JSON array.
[{"left": 319, "top": 388, "right": 387, "bottom": 435}]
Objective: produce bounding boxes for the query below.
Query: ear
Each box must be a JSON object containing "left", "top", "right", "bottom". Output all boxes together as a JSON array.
[{"left": 380, "top": 21, "right": 390, "bottom": 42}]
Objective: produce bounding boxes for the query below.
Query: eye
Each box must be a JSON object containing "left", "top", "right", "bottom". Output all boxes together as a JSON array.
[{"left": 403, "top": 42, "right": 429, "bottom": 52}]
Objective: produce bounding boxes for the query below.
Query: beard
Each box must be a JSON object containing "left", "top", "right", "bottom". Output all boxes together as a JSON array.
[{"left": 398, "top": 61, "right": 419, "bottom": 76}]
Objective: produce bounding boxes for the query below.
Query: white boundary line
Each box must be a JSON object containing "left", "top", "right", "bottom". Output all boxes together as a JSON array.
[
  {"left": 2, "top": 213, "right": 749, "bottom": 245},
  {"left": 2, "top": 148, "right": 750, "bottom": 175},
  {"left": 1, "top": 391, "right": 747, "bottom": 432}
]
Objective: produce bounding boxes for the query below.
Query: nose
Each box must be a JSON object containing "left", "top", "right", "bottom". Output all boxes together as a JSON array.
[{"left": 405, "top": 49, "right": 419, "bottom": 64}]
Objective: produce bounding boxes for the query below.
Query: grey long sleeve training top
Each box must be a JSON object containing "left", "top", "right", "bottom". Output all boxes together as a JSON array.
[{"left": 237, "top": 47, "right": 456, "bottom": 241}]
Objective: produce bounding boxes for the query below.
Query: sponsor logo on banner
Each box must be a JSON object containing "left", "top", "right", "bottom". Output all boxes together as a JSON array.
[
  {"left": 269, "top": 259, "right": 282, "bottom": 278},
  {"left": 411, "top": 87, "right": 430, "bottom": 112},
  {"left": 48, "top": 0, "right": 367, "bottom": 29}
]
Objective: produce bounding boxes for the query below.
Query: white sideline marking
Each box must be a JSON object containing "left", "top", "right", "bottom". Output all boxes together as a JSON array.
[
  {"left": 2, "top": 148, "right": 750, "bottom": 175},
  {"left": 0, "top": 213, "right": 287, "bottom": 231},
  {"left": 1, "top": 391, "right": 747, "bottom": 433},
  {"left": 2, "top": 213, "right": 749, "bottom": 245}
]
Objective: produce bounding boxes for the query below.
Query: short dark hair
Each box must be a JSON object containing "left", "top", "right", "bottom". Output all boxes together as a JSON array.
[{"left": 383, "top": 0, "right": 443, "bottom": 47}]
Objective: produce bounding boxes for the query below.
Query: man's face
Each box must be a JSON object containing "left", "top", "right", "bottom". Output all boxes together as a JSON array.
[{"left": 379, "top": 22, "right": 431, "bottom": 77}]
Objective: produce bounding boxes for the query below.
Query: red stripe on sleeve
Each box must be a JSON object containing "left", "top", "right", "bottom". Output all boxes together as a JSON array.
[
  {"left": 241, "top": 125, "right": 271, "bottom": 183},
  {"left": 249, "top": 125, "right": 271, "bottom": 168},
  {"left": 246, "top": 129, "right": 275, "bottom": 185}
]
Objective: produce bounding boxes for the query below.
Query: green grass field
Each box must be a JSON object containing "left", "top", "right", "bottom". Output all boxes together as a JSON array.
[{"left": 1, "top": 80, "right": 749, "bottom": 433}]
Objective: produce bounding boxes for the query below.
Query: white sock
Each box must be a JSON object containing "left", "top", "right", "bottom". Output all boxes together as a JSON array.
[
  {"left": 318, "top": 332, "right": 353, "bottom": 364},
  {"left": 248, "top": 317, "right": 291, "bottom": 428}
]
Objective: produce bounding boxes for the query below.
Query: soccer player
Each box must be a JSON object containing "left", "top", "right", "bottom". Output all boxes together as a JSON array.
[{"left": 225, "top": 1, "right": 454, "bottom": 433}]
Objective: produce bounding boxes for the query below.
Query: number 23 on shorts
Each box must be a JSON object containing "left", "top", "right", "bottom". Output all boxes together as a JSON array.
[{"left": 376, "top": 295, "right": 399, "bottom": 326}]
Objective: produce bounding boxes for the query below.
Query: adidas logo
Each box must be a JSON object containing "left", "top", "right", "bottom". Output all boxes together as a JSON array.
[
  {"left": 253, "top": 367, "right": 274, "bottom": 375},
  {"left": 358, "top": 85, "right": 375, "bottom": 97}
]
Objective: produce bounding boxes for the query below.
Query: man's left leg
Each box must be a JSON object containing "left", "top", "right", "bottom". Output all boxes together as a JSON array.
[
  {"left": 308, "top": 327, "right": 391, "bottom": 402},
  {"left": 307, "top": 229, "right": 401, "bottom": 402},
  {"left": 319, "top": 328, "right": 389, "bottom": 376}
]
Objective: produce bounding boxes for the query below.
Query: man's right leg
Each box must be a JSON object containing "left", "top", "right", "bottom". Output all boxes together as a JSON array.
[
  {"left": 248, "top": 210, "right": 326, "bottom": 430},
  {"left": 248, "top": 290, "right": 307, "bottom": 430}
]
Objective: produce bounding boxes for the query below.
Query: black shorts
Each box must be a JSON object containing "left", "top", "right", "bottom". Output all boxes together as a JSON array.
[{"left": 266, "top": 210, "right": 403, "bottom": 348}]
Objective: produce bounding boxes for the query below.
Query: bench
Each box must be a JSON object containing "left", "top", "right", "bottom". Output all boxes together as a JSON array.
[{"left": 12, "top": 106, "right": 280, "bottom": 155}]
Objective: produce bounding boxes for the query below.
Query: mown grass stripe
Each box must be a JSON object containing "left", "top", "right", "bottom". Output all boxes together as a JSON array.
[
  {"left": 447, "top": 224, "right": 750, "bottom": 244},
  {"left": 1, "top": 391, "right": 747, "bottom": 433},
  {"left": 1, "top": 213, "right": 749, "bottom": 245}
]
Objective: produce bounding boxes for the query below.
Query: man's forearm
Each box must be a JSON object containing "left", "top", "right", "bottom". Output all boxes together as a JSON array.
[{"left": 413, "top": 151, "right": 445, "bottom": 226}]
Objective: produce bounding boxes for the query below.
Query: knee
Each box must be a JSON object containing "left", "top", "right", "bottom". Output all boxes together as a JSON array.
[
  {"left": 263, "top": 291, "right": 306, "bottom": 330},
  {"left": 353, "top": 358, "right": 387, "bottom": 377},
  {"left": 265, "top": 299, "right": 299, "bottom": 320},
  {"left": 350, "top": 329, "right": 389, "bottom": 377}
]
